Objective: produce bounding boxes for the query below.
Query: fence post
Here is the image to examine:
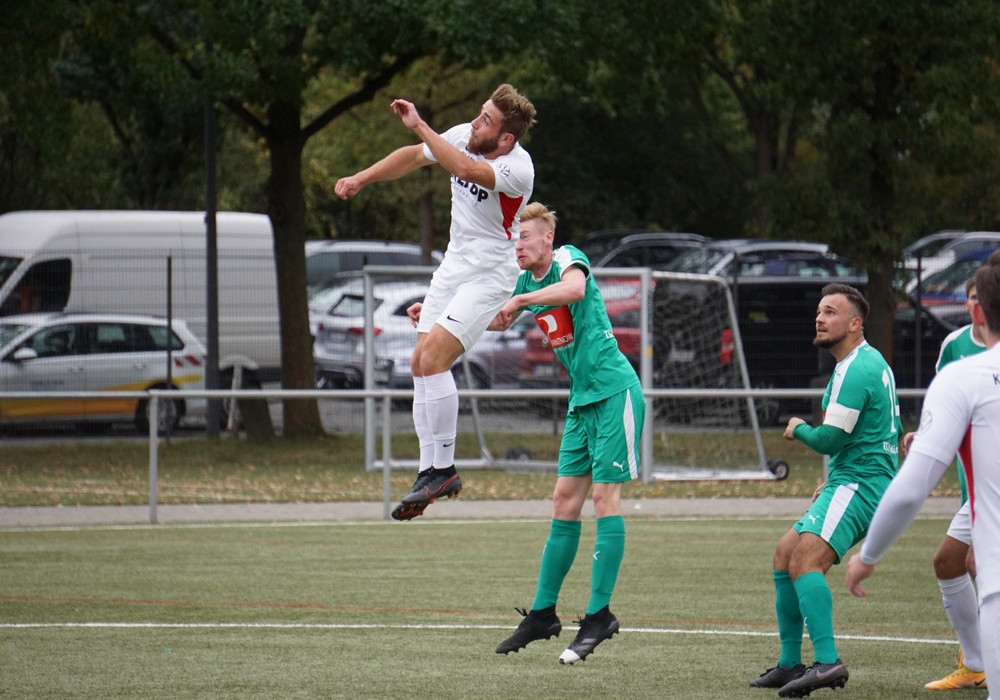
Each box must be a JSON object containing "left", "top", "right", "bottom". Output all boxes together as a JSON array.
[{"left": 148, "top": 393, "right": 159, "bottom": 524}]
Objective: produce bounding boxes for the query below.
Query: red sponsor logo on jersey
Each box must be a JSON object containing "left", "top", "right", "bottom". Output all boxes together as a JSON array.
[{"left": 536, "top": 306, "right": 575, "bottom": 348}]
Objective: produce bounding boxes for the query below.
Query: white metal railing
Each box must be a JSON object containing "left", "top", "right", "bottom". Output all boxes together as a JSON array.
[{"left": 1, "top": 385, "right": 928, "bottom": 524}]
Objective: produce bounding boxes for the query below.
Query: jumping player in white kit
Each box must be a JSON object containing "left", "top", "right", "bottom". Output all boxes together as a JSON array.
[
  {"left": 846, "top": 249, "right": 1000, "bottom": 696},
  {"left": 334, "top": 84, "right": 536, "bottom": 520}
]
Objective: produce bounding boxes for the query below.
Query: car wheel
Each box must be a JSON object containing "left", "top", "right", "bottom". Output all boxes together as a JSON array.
[{"left": 135, "top": 391, "right": 182, "bottom": 435}]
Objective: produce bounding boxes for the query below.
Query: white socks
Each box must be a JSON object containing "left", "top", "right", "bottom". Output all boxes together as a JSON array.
[
  {"left": 423, "top": 370, "right": 458, "bottom": 468},
  {"left": 411, "top": 376, "right": 434, "bottom": 471},
  {"left": 939, "top": 573, "right": 983, "bottom": 671}
]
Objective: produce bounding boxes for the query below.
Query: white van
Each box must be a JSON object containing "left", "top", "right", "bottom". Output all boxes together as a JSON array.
[{"left": 0, "top": 210, "right": 280, "bottom": 386}]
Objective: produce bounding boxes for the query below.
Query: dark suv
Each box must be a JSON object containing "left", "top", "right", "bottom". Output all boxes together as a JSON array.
[
  {"left": 578, "top": 230, "right": 707, "bottom": 268},
  {"left": 652, "top": 240, "right": 868, "bottom": 424}
]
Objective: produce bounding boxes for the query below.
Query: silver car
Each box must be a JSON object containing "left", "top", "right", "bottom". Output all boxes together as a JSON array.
[{"left": 313, "top": 281, "right": 532, "bottom": 391}]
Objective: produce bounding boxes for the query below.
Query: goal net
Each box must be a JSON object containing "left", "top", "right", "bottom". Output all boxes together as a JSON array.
[{"left": 646, "top": 272, "right": 784, "bottom": 481}]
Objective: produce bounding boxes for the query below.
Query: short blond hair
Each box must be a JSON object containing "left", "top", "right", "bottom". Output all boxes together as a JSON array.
[
  {"left": 490, "top": 84, "right": 537, "bottom": 142},
  {"left": 520, "top": 202, "right": 557, "bottom": 232}
]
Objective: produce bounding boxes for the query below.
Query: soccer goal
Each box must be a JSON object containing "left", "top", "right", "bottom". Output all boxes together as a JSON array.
[{"left": 645, "top": 271, "right": 789, "bottom": 481}]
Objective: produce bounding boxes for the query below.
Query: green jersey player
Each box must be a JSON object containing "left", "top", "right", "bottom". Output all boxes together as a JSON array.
[
  {"left": 750, "top": 283, "right": 902, "bottom": 698},
  {"left": 491, "top": 202, "right": 645, "bottom": 665}
]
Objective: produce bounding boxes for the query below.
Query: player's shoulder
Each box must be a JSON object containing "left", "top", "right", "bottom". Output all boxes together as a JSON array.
[
  {"left": 940, "top": 325, "right": 971, "bottom": 348},
  {"left": 553, "top": 245, "right": 590, "bottom": 273}
]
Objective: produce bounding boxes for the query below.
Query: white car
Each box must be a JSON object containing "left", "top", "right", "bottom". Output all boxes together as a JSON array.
[
  {"left": 313, "top": 281, "right": 532, "bottom": 391},
  {"left": 0, "top": 312, "right": 208, "bottom": 434},
  {"left": 305, "top": 239, "right": 443, "bottom": 288}
]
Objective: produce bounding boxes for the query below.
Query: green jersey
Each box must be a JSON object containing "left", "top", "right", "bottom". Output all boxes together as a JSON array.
[
  {"left": 793, "top": 341, "right": 902, "bottom": 484},
  {"left": 936, "top": 324, "right": 986, "bottom": 372},
  {"left": 514, "top": 245, "right": 638, "bottom": 408},
  {"left": 935, "top": 324, "right": 985, "bottom": 502}
]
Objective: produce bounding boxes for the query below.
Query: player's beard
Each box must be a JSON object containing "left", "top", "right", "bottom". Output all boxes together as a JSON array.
[
  {"left": 467, "top": 131, "right": 500, "bottom": 156},
  {"left": 813, "top": 329, "right": 845, "bottom": 348}
]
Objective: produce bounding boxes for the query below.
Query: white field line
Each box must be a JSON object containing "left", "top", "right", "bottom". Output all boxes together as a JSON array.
[{"left": 0, "top": 621, "right": 955, "bottom": 646}]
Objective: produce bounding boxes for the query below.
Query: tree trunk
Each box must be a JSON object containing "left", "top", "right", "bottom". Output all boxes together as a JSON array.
[{"left": 266, "top": 100, "right": 323, "bottom": 437}]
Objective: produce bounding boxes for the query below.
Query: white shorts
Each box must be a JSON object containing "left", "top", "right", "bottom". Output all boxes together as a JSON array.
[
  {"left": 946, "top": 499, "right": 972, "bottom": 545},
  {"left": 417, "top": 260, "right": 516, "bottom": 351}
]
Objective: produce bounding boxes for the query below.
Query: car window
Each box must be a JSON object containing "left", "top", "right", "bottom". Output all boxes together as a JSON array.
[
  {"left": 126, "top": 323, "right": 183, "bottom": 351},
  {"left": 93, "top": 323, "right": 130, "bottom": 353},
  {"left": 0, "top": 321, "right": 29, "bottom": 348},
  {"left": 0, "top": 256, "right": 22, "bottom": 290},
  {"left": 391, "top": 296, "right": 424, "bottom": 317},
  {"left": 949, "top": 239, "right": 1000, "bottom": 258},
  {"left": 29, "top": 324, "right": 80, "bottom": 358},
  {"left": 602, "top": 246, "right": 647, "bottom": 267},
  {"left": 329, "top": 294, "right": 384, "bottom": 318},
  {"left": 143, "top": 324, "right": 184, "bottom": 351},
  {"left": 665, "top": 247, "right": 729, "bottom": 273}
]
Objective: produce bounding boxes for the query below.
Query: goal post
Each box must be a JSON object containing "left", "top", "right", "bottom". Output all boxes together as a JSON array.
[{"left": 647, "top": 271, "right": 785, "bottom": 481}]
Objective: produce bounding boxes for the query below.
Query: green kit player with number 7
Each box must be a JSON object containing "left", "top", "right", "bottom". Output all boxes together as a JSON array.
[{"left": 749, "top": 283, "right": 902, "bottom": 698}]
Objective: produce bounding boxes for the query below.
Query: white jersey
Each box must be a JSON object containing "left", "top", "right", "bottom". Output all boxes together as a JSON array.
[
  {"left": 860, "top": 343, "right": 1000, "bottom": 599},
  {"left": 424, "top": 123, "right": 532, "bottom": 281}
]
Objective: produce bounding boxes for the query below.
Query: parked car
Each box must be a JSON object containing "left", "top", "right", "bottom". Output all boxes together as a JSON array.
[
  {"left": 653, "top": 243, "right": 868, "bottom": 424},
  {"left": 912, "top": 248, "right": 1000, "bottom": 306},
  {"left": 665, "top": 239, "right": 863, "bottom": 279},
  {"left": 580, "top": 231, "right": 708, "bottom": 270},
  {"left": 0, "top": 312, "right": 207, "bottom": 434},
  {"left": 901, "top": 230, "right": 1000, "bottom": 292},
  {"left": 313, "top": 281, "right": 534, "bottom": 392},
  {"left": 305, "top": 239, "right": 443, "bottom": 288},
  {"left": 892, "top": 300, "right": 970, "bottom": 391}
]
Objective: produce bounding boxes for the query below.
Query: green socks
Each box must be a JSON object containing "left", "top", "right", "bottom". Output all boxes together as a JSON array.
[
  {"left": 531, "top": 519, "right": 581, "bottom": 611},
  {"left": 794, "top": 571, "right": 838, "bottom": 663},
  {"left": 587, "top": 515, "right": 626, "bottom": 615},
  {"left": 774, "top": 569, "right": 804, "bottom": 667},
  {"left": 530, "top": 515, "right": 627, "bottom": 616}
]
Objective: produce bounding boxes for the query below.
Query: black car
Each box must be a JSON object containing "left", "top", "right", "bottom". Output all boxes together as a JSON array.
[{"left": 579, "top": 230, "right": 708, "bottom": 270}]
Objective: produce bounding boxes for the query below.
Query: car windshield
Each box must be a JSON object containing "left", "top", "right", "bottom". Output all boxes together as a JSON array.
[
  {"left": 919, "top": 258, "right": 984, "bottom": 297},
  {"left": 904, "top": 237, "right": 959, "bottom": 259},
  {"left": 0, "top": 322, "right": 29, "bottom": 348},
  {"left": 0, "top": 256, "right": 22, "bottom": 290},
  {"left": 665, "top": 247, "right": 730, "bottom": 273}
]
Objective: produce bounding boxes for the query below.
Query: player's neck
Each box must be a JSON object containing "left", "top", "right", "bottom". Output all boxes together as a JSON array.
[
  {"left": 830, "top": 333, "right": 865, "bottom": 363},
  {"left": 529, "top": 252, "right": 553, "bottom": 279}
]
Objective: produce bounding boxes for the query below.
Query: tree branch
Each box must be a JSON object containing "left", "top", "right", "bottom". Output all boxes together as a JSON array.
[{"left": 301, "top": 53, "right": 420, "bottom": 141}]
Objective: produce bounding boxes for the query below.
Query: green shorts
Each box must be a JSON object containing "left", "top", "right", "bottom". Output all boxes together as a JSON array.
[
  {"left": 558, "top": 382, "right": 645, "bottom": 484},
  {"left": 793, "top": 475, "right": 892, "bottom": 564}
]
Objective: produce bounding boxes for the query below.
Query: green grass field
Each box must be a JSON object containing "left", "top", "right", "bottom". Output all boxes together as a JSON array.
[{"left": 1, "top": 516, "right": 974, "bottom": 699}]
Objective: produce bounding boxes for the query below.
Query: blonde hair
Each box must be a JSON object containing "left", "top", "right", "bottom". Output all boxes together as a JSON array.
[
  {"left": 490, "top": 84, "right": 537, "bottom": 142},
  {"left": 520, "top": 202, "right": 557, "bottom": 233}
]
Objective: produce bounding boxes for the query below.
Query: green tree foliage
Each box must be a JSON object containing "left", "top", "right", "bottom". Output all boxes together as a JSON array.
[{"left": 756, "top": 1, "right": 1000, "bottom": 352}]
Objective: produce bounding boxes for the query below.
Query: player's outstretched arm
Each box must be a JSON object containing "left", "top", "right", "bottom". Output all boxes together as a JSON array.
[
  {"left": 334, "top": 144, "right": 429, "bottom": 199},
  {"left": 391, "top": 99, "right": 496, "bottom": 189}
]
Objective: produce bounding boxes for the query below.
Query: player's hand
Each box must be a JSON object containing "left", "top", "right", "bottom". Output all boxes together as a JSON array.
[
  {"left": 967, "top": 544, "right": 977, "bottom": 578},
  {"left": 407, "top": 302, "right": 422, "bottom": 327},
  {"left": 783, "top": 417, "right": 805, "bottom": 441},
  {"left": 844, "top": 554, "right": 875, "bottom": 597},
  {"left": 900, "top": 431, "right": 916, "bottom": 457},
  {"left": 334, "top": 176, "right": 361, "bottom": 200},
  {"left": 811, "top": 481, "right": 825, "bottom": 502},
  {"left": 391, "top": 99, "right": 422, "bottom": 130}
]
